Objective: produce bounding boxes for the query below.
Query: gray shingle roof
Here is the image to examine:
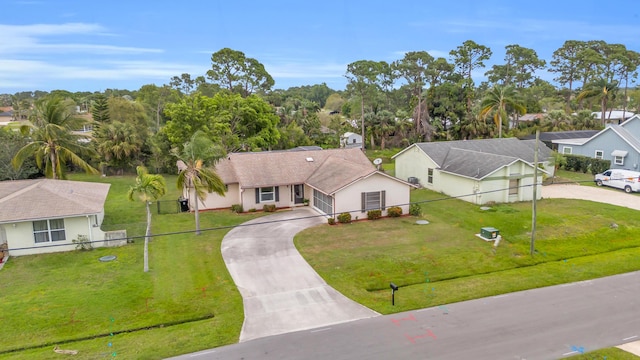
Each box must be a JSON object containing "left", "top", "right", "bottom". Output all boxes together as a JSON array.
[
  {"left": 407, "top": 138, "right": 552, "bottom": 179},
  {"left": 610, "top": 126, "right": 640, "bottom": 153},
  {"left": 0, "top": 179, "right": 110, "bottom": 223},
  {"left": 215, "top": 148, "right": 376, "bottom": 189}
]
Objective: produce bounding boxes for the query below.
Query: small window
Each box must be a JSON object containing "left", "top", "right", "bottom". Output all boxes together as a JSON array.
[
  {"left": 260, "top": 187, "right": 275, "bottom": 202},
  {"left": 361, "top": 191, "right": 386, "bottom": 212},
  {"left": 427, "top": 168, "right": 434, "bottom": 184},
  {"left": 615, "top": 156, "right": 624, "bottom": 165},
  {"left": 595, "top": 150, "right": 603, "bottom": 159},
  {"left": 509, "top": 179, "right": 519, "bottom": 195},
  {"left": 562, "top": 147, "right": 572, "bottom": 155}
]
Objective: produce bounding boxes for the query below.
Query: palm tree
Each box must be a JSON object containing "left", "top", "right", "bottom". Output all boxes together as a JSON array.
[
  {"left": 12, "top": 96, "right": 98, "bottom": 179},
  {"left": 541, "top": 111, "right": 571, "bottom": 132},
  {"left": 94, "top": 121, "right": 143, "bottom": 174},
  {"left": 174, "top": 131, "right": 226, "bottom": 235},
  {"left": 479, "top": 85, "right": 526, "bottom": 138},
  {"left": 128, "top": 166, "right": 166, "bottom": 273},
  {"left": 576, "top": 80, "right": 619, "bottom": 126}
]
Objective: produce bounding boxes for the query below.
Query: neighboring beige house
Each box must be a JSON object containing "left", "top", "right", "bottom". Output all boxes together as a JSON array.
[
  {"left": 187, "top": 148, "right": 413, "bottom": 220},
  {"left": 0, "top": 179, "right": 117, "bottom": 256},
  {"left": 393, "top": 138, "right": 553, "bottom": 205}
]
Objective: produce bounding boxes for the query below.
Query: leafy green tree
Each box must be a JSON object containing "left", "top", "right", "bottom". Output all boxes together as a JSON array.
[
  {"left": 174, "top": 131, "right": 226, "bottom": 235},
  {"left": 164, "top": 92, "right": 280, "bottom": 152},
  {"left": 0, "top": 128, "right": 41, "bottom": 180},
  {"left": 345, "top": 60, "right": 382, "bottom": 150},
  {"left": 12, "top": 96, "right": 98, "bottom": 179},
  {"left": 394, "top": 51, "right": 434, "bottom": 138},
  {"left": 147, "top": 130, "right": 174, "bottom": 173},
  {"left": 128, "top": 166, "right": 166, "bottom": 272},
  {"left": 324, "top": 93, "right": 345, "bottom": 112},
  {"left": 550, "top": 40, "right": 587, "bottom": 112},
  {"left": 450, "top": 40, "right": 492, "bottom": 119},
  {"left": 136, "top": 84, "right": 177, "bottom": 131},
  {"left": 486, "top": 45, "right": 546, "bottom": 88},
  {"left": 169, "top": 73, "right": 197, "bottom": 96},
  {"left": 207, "top": 48, "right": 274, "bottom": 97},
  {"left": 479, "top": 85, "right": 526, "bottom": 138}
]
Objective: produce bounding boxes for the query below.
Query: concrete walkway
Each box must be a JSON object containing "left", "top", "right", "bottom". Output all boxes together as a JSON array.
[
  {"left": 541, "top": 183, "right": 640, "bottom": 211},
  {"left": 221, "top": 208, "right": 378, "bottom": 342}
]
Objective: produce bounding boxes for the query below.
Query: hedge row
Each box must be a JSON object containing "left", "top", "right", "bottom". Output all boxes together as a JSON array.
[{"left": 562, "top": 154, "right": 611, "bottom": 175}]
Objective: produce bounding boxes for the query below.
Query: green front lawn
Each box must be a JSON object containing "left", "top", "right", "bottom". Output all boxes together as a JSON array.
[
  {"left": 564, "top": 347, "right": 640, "bottom": 359},
  {"left": 295, "top": 188, "right": 640, "bottom": 314},
  {"left": 0, "top": 174, "right": 264, "bottom": 359}
]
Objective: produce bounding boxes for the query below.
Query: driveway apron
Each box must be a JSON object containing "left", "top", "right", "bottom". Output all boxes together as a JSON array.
[
  {"left": 542, "top": 183, "right": 640, "bottom": 211},
  {"left": 221, "top": 207, "right": 378, "bottom": 342}
]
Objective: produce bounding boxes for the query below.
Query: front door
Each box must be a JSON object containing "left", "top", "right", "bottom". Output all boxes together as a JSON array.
[{"left": 293, "top": 184, "right": 304, "bottom": 204}]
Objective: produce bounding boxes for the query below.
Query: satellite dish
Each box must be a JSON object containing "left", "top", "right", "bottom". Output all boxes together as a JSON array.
[{"left": 373, "top": 158, "right": 382, "bottom": 165}]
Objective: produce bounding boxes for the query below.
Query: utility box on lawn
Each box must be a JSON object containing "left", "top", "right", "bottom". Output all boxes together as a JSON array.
[{"left": 480, "top": 227, "right": 499, "bottom": 240}]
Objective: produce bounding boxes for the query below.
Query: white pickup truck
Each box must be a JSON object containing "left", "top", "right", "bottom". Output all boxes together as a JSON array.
[{"left": 594, "top": 169, "right": 640, "bottom": 193}]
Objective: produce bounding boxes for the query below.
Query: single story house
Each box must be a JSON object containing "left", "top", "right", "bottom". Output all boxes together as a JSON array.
[
  {"left": 187, "top": 148, "right": 413, "bottom": 220},
  {"left": 554, "top": 115, "right": 640, "bottom": 170},
  {"left": 592, "top": 110, "right": 636, "bottom": 125},
  {"left": 521, "top": 130, "right": 599, "bottom": 151},
  {"left": 0, "top": 179, "right": 117, "bottom": 256},
  {"left": 393, "top": 138, "right": 553, "bottom": 205},
  {"left": 340, "top": 132, "right": 363, "bottom": 148}
]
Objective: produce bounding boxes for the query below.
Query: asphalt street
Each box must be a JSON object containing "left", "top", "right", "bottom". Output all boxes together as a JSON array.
[{"left": 172, "top": 270, "right": 640, "bottom": 360}]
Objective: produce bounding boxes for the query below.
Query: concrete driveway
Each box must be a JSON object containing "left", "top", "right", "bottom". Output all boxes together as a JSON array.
[
  {"left": 542, "top": 183, "right": 640, "bottom": 210},
  {"left": 221, "top": 207, "right": 378, "bottom": 342}
]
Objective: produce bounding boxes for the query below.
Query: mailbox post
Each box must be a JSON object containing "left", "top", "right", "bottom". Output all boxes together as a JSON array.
[{"left": 390, "top": 282, "right": 398, "bottom": 306}]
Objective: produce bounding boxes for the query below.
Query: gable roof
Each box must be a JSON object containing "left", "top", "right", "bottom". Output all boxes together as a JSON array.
[
  {"left": 306, "top": 156, "right": 376, "bottom": 194},
  {"left": 521, "top": 130, "right": 599, "bottom": 142},
  {"left": 215, "top": 148, "right": 377, "bottom": 189},
  {"left": 0, "top": 179, "right": 110, "bottom": 224},
  {"left": 394, "top": 138, "right": 552, "bottom": 179},
  {"left": 557, "top": 125, "right": 640, "bottom": 153},
  {"left": 440, "top": 148, "right": 524, "bottom": 179}
]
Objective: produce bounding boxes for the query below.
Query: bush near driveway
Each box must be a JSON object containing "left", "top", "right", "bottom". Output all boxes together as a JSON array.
[{"left": 295, "top": 188, "right": 640, "bottom": 314}]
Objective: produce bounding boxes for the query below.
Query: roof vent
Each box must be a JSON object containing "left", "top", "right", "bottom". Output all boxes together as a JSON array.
[{"left": 306, "top": 157, "right": 314, "bottom": 162}]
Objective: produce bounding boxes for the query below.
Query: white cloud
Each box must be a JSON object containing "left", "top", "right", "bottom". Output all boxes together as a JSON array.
[
  {"left": 0, "top": 23, "right": 161, "bottom": 55},
  {"left": 0, "top": 58, "right": 204, "bottom": 90}
]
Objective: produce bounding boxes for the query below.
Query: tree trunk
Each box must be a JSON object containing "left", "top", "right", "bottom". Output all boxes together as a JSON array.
[
  {"left": 194, "top": 192, "right": 201, "bottom": 235},
  {"left": 360, "top": 95, "right": 365, "bottom": 151},
  {"left": 416, "top": 88, "right": 422, "bottom": 135},
  {"left": 144, "top": 201, "right": 151, "bottom": 272},
  {"left": 498, "top": 113, "right": 503, "bottom": 138}
]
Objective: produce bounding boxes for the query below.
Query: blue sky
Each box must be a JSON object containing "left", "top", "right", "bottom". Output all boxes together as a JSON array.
[{"left": 2, "top": 0, "right": 640, "bottom": 93}]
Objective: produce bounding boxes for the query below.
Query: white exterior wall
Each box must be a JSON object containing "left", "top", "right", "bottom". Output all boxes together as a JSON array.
[
  {"left": 395, "top": 145, "right": 437, "bottom": 187},
  {"left": 6, "top": 215, "right": 107, "bottom": 256},
  {"left": 332, "top": 173, "right": 410, "bottom": 220},
  {"left": 192, "top": 183, "right": 241, "bottom": 210},
  {"left": 242, "top": 185, "right": 296, "bottom": 211},
  {"left": 439, "top": 162, "right": 542, "bottom": 205}
]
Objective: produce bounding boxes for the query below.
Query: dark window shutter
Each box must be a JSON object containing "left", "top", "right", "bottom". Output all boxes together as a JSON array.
[
  {"left": 361, "top": 192, "right": 365, "bottom": 212},
  {"left": 255, "top": 188, "right": 260, "bottom": 204},
  {"left": 275, "top": 187, "right": 279, "bottom": 202},
  {"left": 381, "top": 190, "right": 386, "bottom": 210}
]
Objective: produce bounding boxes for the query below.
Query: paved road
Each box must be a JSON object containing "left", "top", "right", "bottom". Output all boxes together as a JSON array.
[
  {"left": 542, "top": 183, "right": 640, "bottom": 211},
  {"left": 171, "top": 270, "right": 640, "bottom": 360},
  {"left": 221, "top": 208, "right": 378, "bottom": 342}
]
